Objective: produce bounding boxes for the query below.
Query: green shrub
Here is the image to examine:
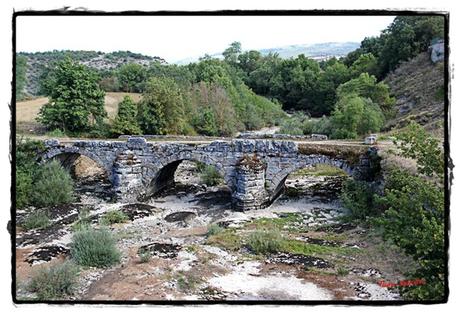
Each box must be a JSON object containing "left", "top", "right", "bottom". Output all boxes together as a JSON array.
[
  {"left": 22, "top": 210, "right": 51, "bottom": 230},
  {"left": 111, "top": 96, "right": 142, "bottom": 136},
  {"left": 340, "top": 179, "right": 378, "bottom": 221},
  {"left": 71, "top": 207, "right": 91, "bottom": 232},
  {"left": 45, "top": 128, "right": 66, "bottom": 138},
  {"left": 200, "top": 165, "right": 223, "bottom": 186},
  {"left": 336, "top": 267, "right": 349, "bottom": 276},
  {"left": 16, "top": 139, "right": 44, "bottom": 208},
  {"left": 206, "top": 229, "right": 243, "bottom": 251},
  {"left": 206, "top": 224, "right": 224, "bottom": 237},
  {"left": 138, "top": 251, "right": 151, "bottom": 263},
  {"left": 247, "top": 229, "right": 283, "bottom": 254},
  {"left": 70, "top": 228, "right": 121, "bottom": 268},
  {"left": 16, "top": 169, "right": 33, "bottom": 208},
  {"left": 32, "top": 160, "right": 74, "bottom": 207},
  {"left": 28, "top": 261, "right": 79, "bottom": 300},
  {"left": 100, "top": 210, "right": 129, "bottom": 225},
  {"left": 374, "top": 169, "right": 445, "bottom": 300}
]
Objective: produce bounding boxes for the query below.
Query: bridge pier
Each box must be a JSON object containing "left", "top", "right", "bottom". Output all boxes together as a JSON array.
[
  {"left": 231, "top": 155, "right": 270, "bottom": 211},
  {"left": 112, "top": 150, "right": 144, "bottom": 202}
]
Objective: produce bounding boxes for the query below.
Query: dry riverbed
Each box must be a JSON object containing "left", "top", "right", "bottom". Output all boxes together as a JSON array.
[{"left": 15, "top": 161, "right": 414, "bottom": 301}]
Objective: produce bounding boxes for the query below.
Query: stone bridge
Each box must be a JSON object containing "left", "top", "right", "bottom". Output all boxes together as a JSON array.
[{"left": 41, "top": 137, "right": 379, "bottom": 211}]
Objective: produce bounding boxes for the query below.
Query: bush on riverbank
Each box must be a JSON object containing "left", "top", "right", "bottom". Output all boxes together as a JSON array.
[
  {"left": 32, "top": 160, "right": 74, "bottom": 207},
  {"left": 22, "top": 210, "right": 51, "bottom": 230},
  {"left": 70, "top": 228, "right": 121, "bottom": 268},
  {"left": 16, "top": 140, "right": 74, "bottom": 209},
  {"left": 340, "top": 122, "right": 446, "bottom": 300},
  {"left": 28, "top": 261, "right": 79, "bottom": 300}
]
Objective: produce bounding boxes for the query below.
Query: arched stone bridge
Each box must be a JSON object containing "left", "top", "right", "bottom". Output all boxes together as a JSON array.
[{"left": 41, "top": 137, "right": 379, "bottom": 211}]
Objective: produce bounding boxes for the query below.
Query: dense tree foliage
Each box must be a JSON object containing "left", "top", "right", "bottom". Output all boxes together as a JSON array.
[
  {"left": 392, "top": 121, "right": 444, "bottom": 179},
  {"left": 330, "top": 94, "right": 384, "bottom": 139},
  {"left": 340, "top": 124, "right": 446, "bottom": 300},
  {"left": 111, "top": 96, "right": 141, "bottom": 136},
  {"left": 138, "top": 77, "right": 185, "bottom": 135},
  {"left": 375, "top": 168, "right": 444, "bottom": 300},
  {"left": 117, "top": 63, "right": 148, "bottom": 92},
  {"left": 343, "top": 16, "right": 444, "bottom": 78},
  {"left": 37, "top": 58, "right": 107, "bottom": 132},
  {"left": 32, "top": 161, "right": 75, "bottom": 207},
  {"left": 29, "top": 16, "right": 442, "bottom": 139},
  {"left": 336, "top": 73, "right": 395, "bottom": 118},
  {"left": 16, "top": 55, "right": 28, "bottom": 100}
]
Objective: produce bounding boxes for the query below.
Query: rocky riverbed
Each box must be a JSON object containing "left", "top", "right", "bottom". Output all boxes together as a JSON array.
[{"left": 15, "top": 161, "right": 415, "bottom": 301}]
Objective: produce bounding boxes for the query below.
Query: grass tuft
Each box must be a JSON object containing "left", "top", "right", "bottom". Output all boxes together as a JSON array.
[
  {"left": 100, "top": 210, "right": 129, "bottom": 225},
  {"left": 70, "top": 227, "right": 121, "bottom": 268},
  {"left": 28, "top": 261, "right": 79, "bottom": 300},
  {"left": 22, "top": 210, "right": 51, "bottom": 230}
]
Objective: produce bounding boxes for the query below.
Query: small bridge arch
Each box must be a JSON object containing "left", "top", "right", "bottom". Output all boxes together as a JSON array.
[{"left": 41, "top": 146, "right": 114, "bottom": 182}]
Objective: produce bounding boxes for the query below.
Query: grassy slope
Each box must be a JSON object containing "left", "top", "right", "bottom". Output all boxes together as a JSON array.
[
  {"left": 383, "top": 52, "right": 444, "bottom": 138},
  {"left": 16, "top": 92, "right": 142, "bottom": 134}
]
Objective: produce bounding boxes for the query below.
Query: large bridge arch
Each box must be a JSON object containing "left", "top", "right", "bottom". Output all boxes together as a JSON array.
[
  {"left": 141, "top": 150, "right": 233, "bottom": 197},
  {"left": 265, "top": 154, "right": 355, "bottom": 202}
]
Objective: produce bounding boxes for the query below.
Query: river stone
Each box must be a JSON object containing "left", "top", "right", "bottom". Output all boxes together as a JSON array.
[
  {"left": 164, "top": 211, "right": 196, "bottom": 223},
  {"left": 138, "top": 242, "right": 182, "bottom": 259}
]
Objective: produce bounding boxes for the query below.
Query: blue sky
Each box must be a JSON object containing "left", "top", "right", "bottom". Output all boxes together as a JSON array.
[{"left": 17, "top": 15, "right": 395, "bottom": 63}]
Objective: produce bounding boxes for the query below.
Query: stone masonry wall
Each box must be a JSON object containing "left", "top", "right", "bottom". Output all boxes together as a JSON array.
[{"left": 41, "top": 138, "right": 376, "bottom": 210}]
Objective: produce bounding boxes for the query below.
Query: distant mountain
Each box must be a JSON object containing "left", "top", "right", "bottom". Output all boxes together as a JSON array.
[
  {"left": 175, "top": 42, "right": 360, "bottom": 64},
  {"left": 18, "top": 50, "right": 165, "bottom": 96},
  {"left": 259, "top": 42, "right": 360, "bottom": 60}
]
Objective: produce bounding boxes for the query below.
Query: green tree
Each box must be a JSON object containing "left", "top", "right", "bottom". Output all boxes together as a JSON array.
[
  {"left": 313, "top": 60, "right": 351, "bottom": 116},
  {"left": 330, "top": 94, "right": 384, "bottom": 139},
  {"left": 138, "top": 77, "right": 185, "bottom": 135},
  {"left": 117, "top": 63, "right": 148, "bottom": 92},
  {"left": 111, "top": 96, "right": 141, "bottom": 136},
  {"left": 374, "top": 123, "right": 445, "bottom": 300},
  {"left": 336, "top": 73, "right": 395, "bottom": 117},
  {"left": 378, "top": 16, "right": 444, "bottom": 75},
  {"left": 392, "top": 121, "right": 444, "bottom": 180},
  {"left": 37, "top": 58, "right": 106, "bottom": 132},
  {"left": 350, "top": 53, "right": 379, "bottom": 78},
  {"left": 16, "top": 55, "right": 28, "bottom": 100},
  {"left": 238, "top": 50, "right": 262, "bottom": 75},
  {"left": 223, "top": 41, "right": 242, "bottom": 67},
  {"left": 192, "top": 107, "right": 218, "bottom": 136},
  {"left": 375, "top": 169, "right": 445, "bottom": 300}
]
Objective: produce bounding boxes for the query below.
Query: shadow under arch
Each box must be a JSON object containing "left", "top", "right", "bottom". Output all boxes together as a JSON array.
[
  {"left": 146, "top": 154, "right": 230, "bottom": 197},
  {"left": 268, "top": 156, "right": 353, "bottom": 203}
]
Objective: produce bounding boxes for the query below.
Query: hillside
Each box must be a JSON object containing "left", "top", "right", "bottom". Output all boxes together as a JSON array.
[
  {"left": 175, "top": 41, "right": 359, "bottom": 64},
  {"left": 18, "top": 50, "right": 165, "bottom": 96},
  {"left": 383, "top": 51, "right": 445, "bottom": 137},
  {"left": 259, "top": 41, "right": 359, "bottom": 60}
]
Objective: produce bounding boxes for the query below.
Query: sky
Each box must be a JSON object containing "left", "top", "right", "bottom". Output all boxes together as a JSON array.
[{"left": 16, "top": 15, "right": 395, "bottom": 63}]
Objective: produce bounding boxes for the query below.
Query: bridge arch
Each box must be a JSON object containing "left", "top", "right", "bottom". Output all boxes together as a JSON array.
[
  {"left": 143, "top": 150, "right": 231, "bottom": 197},
  {"left": 42, "top": 146, "right": 113, "bottom": 182},
  {"left": 266, "top": 155, "right": 354, "bottom": 202}
]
